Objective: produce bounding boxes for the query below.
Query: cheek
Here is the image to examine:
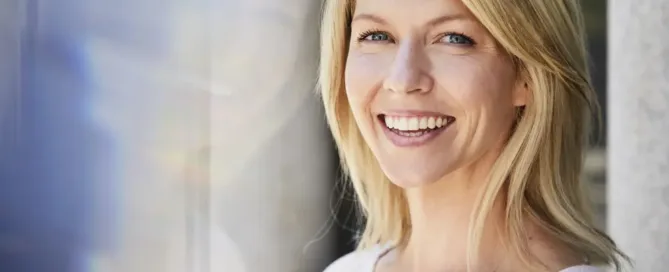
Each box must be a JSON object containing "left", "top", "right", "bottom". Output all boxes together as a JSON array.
[
  {"left": 435, "top": 56, "right": 514, "bottom": 104},
  {"left": 344, "top": 52, "right": 389, "bottom": 115},
  {"left": 434, "top": 56, "right": 518, "bottom": 142}
]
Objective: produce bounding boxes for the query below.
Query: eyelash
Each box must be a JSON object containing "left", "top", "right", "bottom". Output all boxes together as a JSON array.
[
  {"left": 356, "top": 30, "right": 476, "bottom": 46},
  {"left": 356, "top": 29, "right": 391, "bottom": 42},
  {"left": 438, "top": 32, "right": 476, "bottom": 46}
]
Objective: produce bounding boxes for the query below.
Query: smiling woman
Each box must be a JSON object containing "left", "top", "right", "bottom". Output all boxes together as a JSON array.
[{"left": 319, "top": 0, "right": 629, "bottom": 272}]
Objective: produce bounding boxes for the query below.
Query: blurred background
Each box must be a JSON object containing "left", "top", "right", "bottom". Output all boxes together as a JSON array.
[{"left": 0, "top": 0, "right": 666, "bottom": 271}]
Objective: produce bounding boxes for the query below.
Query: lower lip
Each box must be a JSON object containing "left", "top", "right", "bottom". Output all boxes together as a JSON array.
[{"left": 380, "top": 119, "right": 452, "bottom": 147}]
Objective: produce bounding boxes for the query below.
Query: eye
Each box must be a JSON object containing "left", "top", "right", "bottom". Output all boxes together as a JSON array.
[
  {"left": 439, "top": 33, "right": 475, "bottom": 45},
  {"left": 357, "top": 30, "right": 393, "bottom": 43}
]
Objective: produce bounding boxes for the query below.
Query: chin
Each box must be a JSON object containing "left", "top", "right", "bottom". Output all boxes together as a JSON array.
[
  {"left": 371, "top": 147, "right": 461, "bottom": 189},
  {"left": 389, "top": 179, "right": 430, "bottom": 189},
  {"left": 380, "top": 165, "right": 448, "bottom": 189}
]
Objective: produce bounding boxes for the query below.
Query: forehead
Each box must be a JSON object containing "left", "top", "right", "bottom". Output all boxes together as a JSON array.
[{"left": 352, "top": 0, "right": 476, "bottom": 24}]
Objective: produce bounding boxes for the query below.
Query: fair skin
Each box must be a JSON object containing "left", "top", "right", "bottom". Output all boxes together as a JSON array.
[{"left": 345, "top": 0, "right": 582, "bottom": 271}]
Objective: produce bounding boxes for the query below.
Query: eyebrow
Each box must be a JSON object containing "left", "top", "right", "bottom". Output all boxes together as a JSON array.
[{"left": 351, "top": 13, "right": 470, "bottom": 27}]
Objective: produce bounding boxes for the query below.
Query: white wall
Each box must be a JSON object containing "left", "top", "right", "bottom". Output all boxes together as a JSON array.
[{"left": 608, "top": 1, "right": 669, "bottom": 271}]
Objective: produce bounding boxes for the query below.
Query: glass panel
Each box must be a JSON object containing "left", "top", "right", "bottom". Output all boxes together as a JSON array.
[{"left": 0, "top": 1, "right": 333, "bottom": 271}]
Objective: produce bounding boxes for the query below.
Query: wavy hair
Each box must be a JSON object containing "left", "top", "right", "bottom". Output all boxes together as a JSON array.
[{"left": 318, "top": 0, "right": 629, "bottom": 270}]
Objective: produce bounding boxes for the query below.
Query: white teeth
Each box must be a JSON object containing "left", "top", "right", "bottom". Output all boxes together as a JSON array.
[
  {"left": 419, "top": 117, "right": 428, "bottom": 129},
  {"left": 383, "top": 115, "right": 453, "bottom": 131},
  {"left": 427, "top": 117, "right": 436, "bottom": 129},
  {"left": 408, "top": 117, "right": 419, "bottom": 130},
  {"left": 396, "top": 130, "right": 427, "bottom": 137},
  {"left": 396, "top": 117, "right": 408, "bottom": 130}
]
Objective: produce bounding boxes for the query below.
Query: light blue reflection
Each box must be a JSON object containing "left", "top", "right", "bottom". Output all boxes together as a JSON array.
[
  {"left": 1, "top": 0, "right": 332, "bottom": 271},
  {"left": 1, "top": 0, "right": 99, "bottom": 271},
  {"left": 1, "top": 0, "right": 197, "bottom": 271}
]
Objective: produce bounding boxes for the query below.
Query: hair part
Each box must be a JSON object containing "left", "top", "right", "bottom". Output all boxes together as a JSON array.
[{"left": 319, "top": 0, "right": 629, "bottom": 271}]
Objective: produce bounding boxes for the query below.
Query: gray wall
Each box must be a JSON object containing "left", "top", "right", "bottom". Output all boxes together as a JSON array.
[{"left": 608, "top": 0, "right": 669, "bottom": 271}]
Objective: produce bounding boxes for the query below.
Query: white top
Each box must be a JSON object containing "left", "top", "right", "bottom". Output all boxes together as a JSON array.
[{"left": 324, "top": 244, "right": 602, "bottom": 272}]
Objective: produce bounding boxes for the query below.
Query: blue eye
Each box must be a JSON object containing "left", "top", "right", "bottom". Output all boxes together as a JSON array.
[
  {"left": 367, "top": 33, "right": 388, "bottom": 41},
  {"left": 358, "top": 31, "right": 392, "bottom": 42},
  {"left": 440, "top": 33, "right": 475, "bottom": 45}
]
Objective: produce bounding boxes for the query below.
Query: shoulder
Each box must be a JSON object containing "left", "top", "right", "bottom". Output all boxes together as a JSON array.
[
  {"left": 323, "top": 245, "right": 390, "bottom": 272},
  {"left": 323, "top": 251, "right": 367, "bottom": 272}
]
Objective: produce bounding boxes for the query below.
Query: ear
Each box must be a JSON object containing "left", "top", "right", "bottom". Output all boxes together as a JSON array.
[{"left": 512, "top": 80, "right": 530, "bottom": 107}]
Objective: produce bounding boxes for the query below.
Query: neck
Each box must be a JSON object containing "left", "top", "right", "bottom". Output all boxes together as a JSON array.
[
  {"left": 394, "top": 148, "right": 582, "bottom": 272},
  {"left": 401, "top": 147, "right": 509, "bottom": 271}
]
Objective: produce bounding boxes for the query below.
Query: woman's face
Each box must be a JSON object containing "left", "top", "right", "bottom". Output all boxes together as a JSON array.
[{"left": 345, "top": 0, "right": 527, "bottom": 187}]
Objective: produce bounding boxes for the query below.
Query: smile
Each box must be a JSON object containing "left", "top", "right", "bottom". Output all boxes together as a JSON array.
[{"left": 378, "top": 113, "right": 456, "bottom": 147}]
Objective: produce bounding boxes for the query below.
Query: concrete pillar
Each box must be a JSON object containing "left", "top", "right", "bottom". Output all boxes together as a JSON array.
[
  {"left": 206, "top": 1, "right": 335, "bottom": 270},
  {"left": 608, "top": 1, "right": 669, "bottom": 271}
]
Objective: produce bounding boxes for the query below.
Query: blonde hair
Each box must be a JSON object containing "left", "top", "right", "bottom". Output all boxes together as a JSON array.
[{"left": 318, "top": 0, "right": 629, "bottom": 271}]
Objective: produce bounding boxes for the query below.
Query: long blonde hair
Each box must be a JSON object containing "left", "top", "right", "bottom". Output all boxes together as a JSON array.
[{"left": 318, "top": 0, "right": 628, "bottom": 270}]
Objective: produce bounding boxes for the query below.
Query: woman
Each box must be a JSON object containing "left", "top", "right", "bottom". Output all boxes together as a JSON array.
[{"left": 319, "top": 0, "right": 630, "bottom": 271}]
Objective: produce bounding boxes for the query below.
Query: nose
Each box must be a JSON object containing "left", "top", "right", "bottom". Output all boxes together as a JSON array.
[{"left": 382, "top": 40, "right": 433, "bottom": 94}]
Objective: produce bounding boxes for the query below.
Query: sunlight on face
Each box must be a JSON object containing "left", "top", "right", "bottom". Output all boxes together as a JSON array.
[{"left": 345, "top": 0, "right": 526, "bottom": 187}]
